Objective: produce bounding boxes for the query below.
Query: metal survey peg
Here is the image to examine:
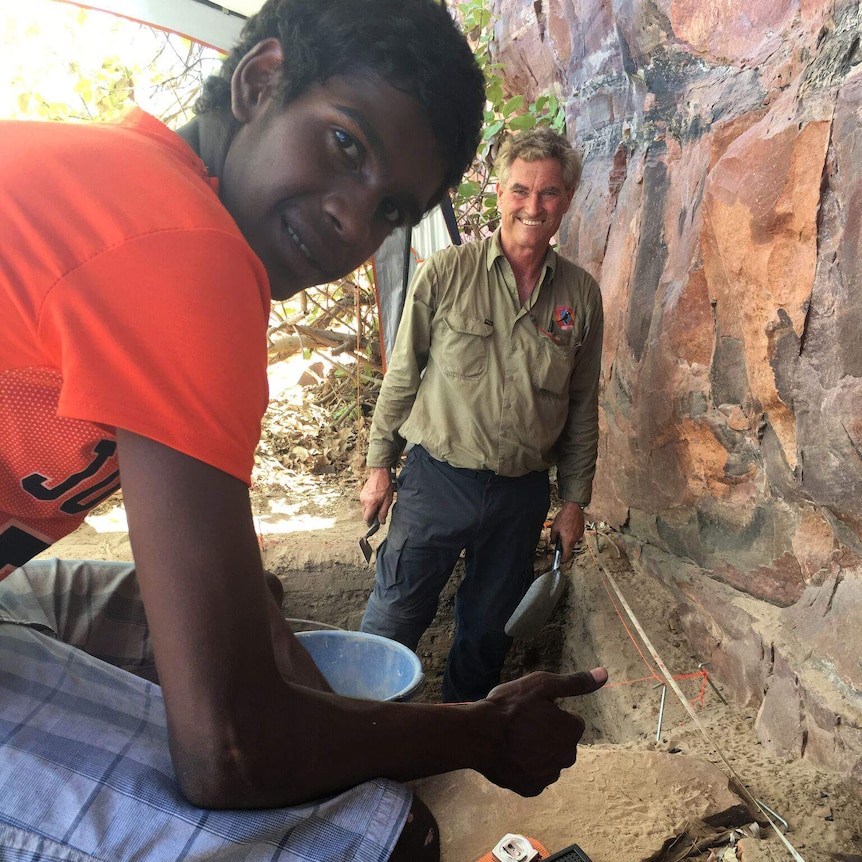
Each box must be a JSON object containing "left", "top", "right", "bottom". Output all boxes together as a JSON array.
[
  {"left": 654, "top": 682, "right": 667, "bottom": 742},
  {"left": 755, "top": 799, "right": 790, "bottom": 833}
]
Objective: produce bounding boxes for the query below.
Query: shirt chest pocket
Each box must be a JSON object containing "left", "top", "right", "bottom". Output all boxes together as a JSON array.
[
  {"left": 532, "top": 336, "right": 580, "bottom": 395},
  {"left": 434, "top": 313, "right": 494, "bottom": 379}
]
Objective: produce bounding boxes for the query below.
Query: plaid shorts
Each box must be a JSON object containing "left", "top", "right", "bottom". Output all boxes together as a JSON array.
[{"left": 0, "top": 560, "right": 411, "bottom": 862}]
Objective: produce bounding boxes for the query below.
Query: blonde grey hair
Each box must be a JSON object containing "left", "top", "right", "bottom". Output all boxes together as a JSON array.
[{"left": 495, "top": 127, "right": 582, "bottom": 191}]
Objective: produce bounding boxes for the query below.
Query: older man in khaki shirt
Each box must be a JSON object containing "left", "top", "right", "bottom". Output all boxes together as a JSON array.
[{"left": 360, "top": 128, "right": 603, "bottom": 702}]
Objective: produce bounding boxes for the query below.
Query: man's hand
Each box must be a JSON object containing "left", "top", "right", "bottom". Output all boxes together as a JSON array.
[
  {"left": 478, "top": 668, "right": 608, "bottom": 797},
  {"left": 550, "top": 501, "right": 586, "bottom": 562},
  {"left": 360, "top": 466, "right": 395, "bottom": 524}
]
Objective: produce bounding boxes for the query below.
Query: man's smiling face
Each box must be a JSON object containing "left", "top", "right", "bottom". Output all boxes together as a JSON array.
[
  {"left": 496, "top": 157, "right": 575, "bottom": 256},
  {"left": 220, "top": 73, "right": 446, "bottom": 300}
]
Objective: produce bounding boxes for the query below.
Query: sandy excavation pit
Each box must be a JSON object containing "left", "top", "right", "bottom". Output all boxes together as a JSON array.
[
  {"left": 40, "top": 489, "right": 862, "bottom": 861},
  {"left": 264, "top": 523, "right": 862, "bottom": 862},
  {"left": 269, "top": 532, "right": 736, "bottom": 743},
  {"left": 272, "top": 555, "right": 568, "bottom": 707}
]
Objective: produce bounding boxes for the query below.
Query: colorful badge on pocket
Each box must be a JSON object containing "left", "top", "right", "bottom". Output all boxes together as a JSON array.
[{"left": 554, "top": 306, "right": 575, "bottom": 330}]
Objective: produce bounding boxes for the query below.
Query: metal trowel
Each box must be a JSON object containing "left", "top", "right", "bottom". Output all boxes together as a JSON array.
[
  {"left": 359, "top": 517, "right": 380, "bottom": 563},
  {"left": 504, "top": 538, "right": 566, "bottom": 638}
]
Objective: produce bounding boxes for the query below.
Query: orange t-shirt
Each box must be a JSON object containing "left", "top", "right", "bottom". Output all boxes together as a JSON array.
[{"left": 0, "top": 108, "right": 270, "bottom": 577}]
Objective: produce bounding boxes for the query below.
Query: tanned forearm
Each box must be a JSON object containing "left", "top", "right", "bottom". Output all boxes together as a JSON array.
[
  {"left": 264, "top": 587, "right": 333, "bottom": 692},
  {"left": 177, "top": 684, "right": 493, "bottom": 808},
  {"left": 117, "top": 429, "right": 606, "bottom": 810},
  {"left": 169, "top": 663, "right": 606, "bottom": 809}
]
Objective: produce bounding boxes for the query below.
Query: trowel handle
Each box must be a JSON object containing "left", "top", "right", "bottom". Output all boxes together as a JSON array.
[{"left": 553, "top": 537, "right": 563, "bottom": 568}]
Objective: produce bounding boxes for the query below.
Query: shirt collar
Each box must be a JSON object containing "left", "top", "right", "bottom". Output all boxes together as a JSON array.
[
  {"left": 119, "top": 106, "right": 219, "bottom": 193},
  {"left": 486, "top": 227, "right": 558, "bottom": 282}
]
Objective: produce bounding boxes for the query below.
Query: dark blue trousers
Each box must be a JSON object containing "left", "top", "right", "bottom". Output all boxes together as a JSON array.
[{"left": 360, "top": 445, "right": 550, "bottom": 702}]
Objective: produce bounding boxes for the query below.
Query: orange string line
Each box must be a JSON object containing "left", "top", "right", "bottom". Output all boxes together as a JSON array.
[
  {"left": 691, "top": 672, "right": 707, "bottom": 709},
  {"left": 599, "top": 576, "right": 662, "bottom": 684},
  {"left": 602, "top": 669, "right": 708, "bottom": 690},
  {"left": 585, "top": 531, "right": 712, "bottom": 703},
  {"left": 587, "top": 536, "right": 661, "bottom": 683}
]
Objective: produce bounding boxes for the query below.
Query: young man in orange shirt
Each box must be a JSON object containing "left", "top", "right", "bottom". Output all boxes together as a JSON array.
[{"left": 0, "top": 3, "right": 606, "bottom": 859}]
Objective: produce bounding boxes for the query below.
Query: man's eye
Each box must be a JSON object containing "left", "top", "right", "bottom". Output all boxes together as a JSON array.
[
  {"left": 334, "top": 129, "right": 361, "bottom": 163},
  {"left": 381, "top": 199, "right": 401, "bottom": 224}
]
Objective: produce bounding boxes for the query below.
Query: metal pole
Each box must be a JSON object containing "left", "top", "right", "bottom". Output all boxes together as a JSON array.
[{"left": 655, "top": 684, "right": 667, "bottom": 742}]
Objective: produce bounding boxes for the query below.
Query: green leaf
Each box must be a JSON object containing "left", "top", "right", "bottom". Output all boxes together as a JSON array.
[
  {"left": 501, "top": 95, "right": 524, "bottom": 117},
  {"left": 486, "top": 80, "right": 503, "bottom": 108},
  {"left": 458, "top": 180, "right": 481, "bottom": 197},
  {"left": 482, "top": 119, "right": 504, "bottom": 140},
  {"left": 508, "top": 113, "right": 537, "bottom": 130}
]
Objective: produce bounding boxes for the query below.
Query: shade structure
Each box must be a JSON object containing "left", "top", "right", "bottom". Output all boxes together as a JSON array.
[{"left": 49, "top": 0, "right": 253, "bottom": 51}]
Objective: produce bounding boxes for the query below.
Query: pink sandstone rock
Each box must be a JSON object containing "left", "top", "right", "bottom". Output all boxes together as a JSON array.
[{"left": 490, "top": 0, "right": 862, "bottom": 788}]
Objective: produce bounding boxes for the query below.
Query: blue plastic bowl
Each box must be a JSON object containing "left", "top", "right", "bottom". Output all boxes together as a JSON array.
[{"left": 295, "top": 630, "right": 424, "bottom": 702}]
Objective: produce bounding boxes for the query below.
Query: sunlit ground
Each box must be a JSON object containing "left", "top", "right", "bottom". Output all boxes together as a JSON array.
[
  {"left": 83, "top": 356, "right": 344, "bottom": 539},
  {"left": 85, "top": 506, "right": 337, "bottom": 537}
]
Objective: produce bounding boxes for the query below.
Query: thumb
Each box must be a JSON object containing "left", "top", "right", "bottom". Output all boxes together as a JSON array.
[{"left": 538, "top": 668, "right": 608, "bottom": 700}]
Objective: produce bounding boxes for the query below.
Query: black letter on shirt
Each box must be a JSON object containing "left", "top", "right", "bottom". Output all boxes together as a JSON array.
[{"left": 22, "top": 440, "right": 118, "bottom": 500}]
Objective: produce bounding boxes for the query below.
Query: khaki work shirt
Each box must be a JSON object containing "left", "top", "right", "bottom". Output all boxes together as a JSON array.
[{"left": 367, "top": 230, "right": 603, "bottom": 505}]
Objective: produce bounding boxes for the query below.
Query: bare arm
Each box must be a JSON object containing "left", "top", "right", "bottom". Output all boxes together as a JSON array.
[
  {"left": 117, "top": 429, "right": 607, "bottom": 809},
  {"left": 264, "top": 585, "right": 332, "bottom": 691}
]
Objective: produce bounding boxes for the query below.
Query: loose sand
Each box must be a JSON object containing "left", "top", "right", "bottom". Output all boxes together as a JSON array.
[{"left": 46, "top": 481, "right": 862, "bottom": 862}]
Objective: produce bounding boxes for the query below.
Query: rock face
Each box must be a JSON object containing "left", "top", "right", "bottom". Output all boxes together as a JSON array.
[{"left": 488, "top": 0, "right": 862, "bottom": 788}]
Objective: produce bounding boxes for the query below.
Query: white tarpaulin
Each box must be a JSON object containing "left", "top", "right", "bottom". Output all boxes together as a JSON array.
[
  {"left": 50, "top": 0, "right": 253, "bottom": 50},
  {"left": 371, "top": 204, "right": 459, "bottom": 370}
]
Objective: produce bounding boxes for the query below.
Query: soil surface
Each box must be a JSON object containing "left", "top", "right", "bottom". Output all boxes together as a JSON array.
[
  {"left": 253, "top": 476, "right": 862, "bottom": 862},
  {"left": 44, "top": 357, "right": 862, "bottom": 862}
]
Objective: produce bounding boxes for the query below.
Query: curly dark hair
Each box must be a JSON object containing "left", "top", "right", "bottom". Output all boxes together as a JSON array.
[{"left": 196, "top": 0, "right": 485, "bottom": 203}]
